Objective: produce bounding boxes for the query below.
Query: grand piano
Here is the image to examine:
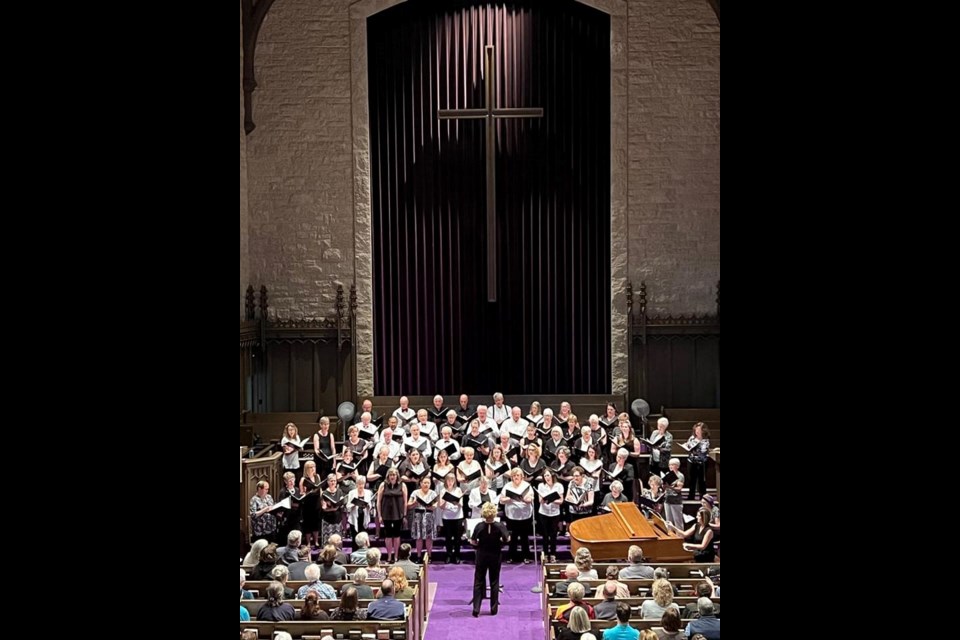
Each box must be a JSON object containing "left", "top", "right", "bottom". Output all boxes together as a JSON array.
[{"left": 569, "top": 502, "right": 693, "bottom": 562}]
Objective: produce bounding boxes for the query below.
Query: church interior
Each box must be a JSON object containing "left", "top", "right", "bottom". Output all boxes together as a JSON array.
[{"left": 240, "top": 1, "right": 719, "bottom": 638}]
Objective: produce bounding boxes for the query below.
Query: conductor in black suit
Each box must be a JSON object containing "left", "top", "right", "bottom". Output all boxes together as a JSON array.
[{"left": 469, "top": 501, "right": 510, "bottom": 617}]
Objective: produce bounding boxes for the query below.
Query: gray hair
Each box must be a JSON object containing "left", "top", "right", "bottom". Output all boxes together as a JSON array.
[
  {"left": 477, "top": 404, "right": 488, "bottom": 412},
  {"left": 265, "top": 580, "right": 284, "bottom": 604},
  {"left": 288, "top": 529, "right": 302, "bottom": 546},
  {"left": 544, "top": 408, "right": 554, "bottom": 417},
  {"left": 567, "top": 582, "right": 585, "bottom": 600},
  {"left": 493, "top": 392, "right": 504, "bottom": 401},
  {"left": 616, "top": 448, "right": 629, "bottom": 460},
  {"left": 434, "top": 395, "right": 444, "bottom": 403},
  {"left": 568, "top": 606, "right": 591, "bottom": 633},
  {"left": 366, "top": 547, "right": 382, "bottom": 565},
  {"left": 270, "top": 564, "right": 289, "bottom": 582},
  {"left": 628, "top": 545, "right": 643, "bottom": 563},
  {"left": 274, "top": 633, "right": 293, "bottom": 640},
  {"left": 355, "top": 531, "right": 369, "bottom": 548},
  {"left": 697, "top": 597, "right": 715, "bottom": 615},
  {"left": 352, "top": 567, "right": 368, "bottom": 582},
  {"left": 446, "top": 410, "right": 458, "bottom": 418},
  {"left": 668, "top": 457, "right": 680, "bottom": 467},
  {"left": 565, "top": 563, "right": 579, "bottom": 577},
  {"left": 657, "top": 417, "right": 669, "bottom": 428},
  {"left": 610, "top": 480, "right": 624, "bottom": 492},
  {"left": 304, "top": 563, "right": 321, "bottom": 582}
]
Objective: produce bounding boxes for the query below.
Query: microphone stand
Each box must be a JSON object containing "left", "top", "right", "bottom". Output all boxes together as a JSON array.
[{"left": 530, "top": 494, "right": 542, "bottom": 593}]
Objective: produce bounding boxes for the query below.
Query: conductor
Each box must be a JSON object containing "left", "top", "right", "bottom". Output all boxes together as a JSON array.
[{"left": 468, "top": 501, "right": 510, "bottom": 617}]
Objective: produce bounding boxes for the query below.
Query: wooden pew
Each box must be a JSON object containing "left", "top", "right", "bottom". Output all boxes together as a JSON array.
[
  {"left": 246, "top": 580, "right": 416, "bottom": 594},
  {"left": 246, "top": 559, "right": 430, "bottom": 640},
  {"left": 547, "top": 596, "right": 720, "bottom": 609},
  {"left": 543, "top": 562, "right": 719, "bottom": 578},
  {"left": 550, "top": 617, "right": 699, "bottom": 637},
  {"left": 241, "top": 617, "right": 413, "bottom": 639},
  {"left": 543, "top": 578, "right": 709, "bottom": 596},
  {"left": 244, "top": 598, "right": 410, "bottom": 618}
]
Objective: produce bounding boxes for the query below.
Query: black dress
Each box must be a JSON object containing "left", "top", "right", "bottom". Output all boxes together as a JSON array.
[
  {"left": 277, "top": 485, "right": 303, "bottom": 540},
  {"left": 691, "top": 526, "right": 715, "bottom": 562},
  {"left": 470, "top": 519, "right": 510, "bottom": 615},
  {"left": 300, "top": 475, "right": 322, "bottom": 533}
]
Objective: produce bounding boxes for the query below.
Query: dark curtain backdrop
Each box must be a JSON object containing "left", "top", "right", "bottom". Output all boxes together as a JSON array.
[{"left": 369, "top": 0, "right": 610, "bottom": 395}]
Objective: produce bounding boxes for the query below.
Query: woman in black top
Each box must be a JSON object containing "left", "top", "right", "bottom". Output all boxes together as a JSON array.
[
  {"left": 320, "top": 473, "right": 345, "bottom": 545},
  {"left": 377, "top": 467, "right": 408, "bottom": 563},
  {"left": 469, "top": 501, "right": 510, "bottom": 617},
  {"left": 674, "top": 507, "right": 716, "bottom": 562},
  {"left": 313, "top": 416, "right": 337, "bottom": 478}
]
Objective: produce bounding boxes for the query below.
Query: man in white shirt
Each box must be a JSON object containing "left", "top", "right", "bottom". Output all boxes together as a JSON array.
[
  {"left": 501, "top": 406, "right": 529, "bottom": 439},
  {"left": 353, "top": 411, "right": 378, "bottom": 440},
  {"left": 392, "top": 396, "right": 417, "bottom": 432},
  {"left": 435, "top": 425, "right": 462, "bottom": 462},
  {"left": 475, "top": 404, "right": 498, "bottom": 437},
  {"left": 373, "top": 428, "right": 402, "bottom": 462},
  {"left": 491, "top": 392, "right": 511, "bottom": 426},
  {"left": 402, "top": 423, "right": 433, "bottom": 461},
  {"left": 414, "top": 408, "right": 439, "bottom": 442}
]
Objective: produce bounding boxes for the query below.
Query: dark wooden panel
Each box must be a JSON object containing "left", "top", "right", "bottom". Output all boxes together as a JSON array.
[
  {"left": 293, "top": 344, "right": 314, "bottom": 412},
  {"left": 692, "top": 336, "right": 720, "bottom": 407},
  {"left": 641, "top": 335, "right": 721, "bottom": 411},
  {"left": 268, "top": 342, "right": 291, "bottom": 411}
]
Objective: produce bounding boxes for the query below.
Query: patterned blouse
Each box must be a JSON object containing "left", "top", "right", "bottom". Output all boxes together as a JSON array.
[
  {"left": 249, "top": 494, "right": 276, "bottom": 537},
  {"left": 687, "top": 437, "right": 711, "bottom": 464}
]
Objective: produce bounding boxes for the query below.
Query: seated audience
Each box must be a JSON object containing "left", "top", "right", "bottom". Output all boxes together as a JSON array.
[
  {"left": 683, "top": 599, "right": 719, "bottom": 639},
  {"left": 385, "top": 566, "right": 415, "bottom": 598},
  {"left": 601, "top": 602, "right": 639, "bottom": 640},
  {"left": 365, "top": 547, "right": 387, "bottom": 580},
  {"left": 300, "top": 591, "right": 330, "bottom": 620},
  {"left": 328, "top": 533, "right": 349, "bottom": 564},
  {"left": 342, "top": 567, "right": 375, "bottom": 599},
  {"left": 619, "top": 545, "right": 655, "bottom": 579},
  {"left": 554, "top": 583, "right": 596, "bottom": 622},
  {"left": 393, "top": 543, "right": 421, "bottom": 581},
  {"left": 554, "top": 564, "right": 594, "bottom": 597},
  {"left": 594, "top": 582, "right": 619, "bottom": 620},
  {"left": 640, "top": 578, "right": 680, "bottom": 619},
  {"left": 239, "top": 568, "right": 253, "bottom": 599},
  {"left": 330, "top": 585, "right": 368, "bottom": 620},
  {"left": 251, "top": 543, "right": 279, "bottom": 579},
  {"left": 318, "top": 544, "right": 348, "bottom": 580},
  {"left": 257, "top": 581, "right": 296, "bottom": 621},
  {"left": 604, "top": 565, "right": 630, "bottom": 598},
  {"left": 655, "top": 608, "right": 683, "bottom": 639},
  {"left": 242, "top": 538, "right": 268, "bottom": 566},
  {"left": 351, "top": 531, "right": 371, "bottom": 564},
  {"left": 575, "top": 547, "right": 598, "bottom": 579},
  {"left": 557, "top": 606, "right": 593, "bottom": 640},
  {"left": 367, "top": 579, "right": 406, "bottom": 620},
  {"left": 296, "top": 563, "right": 337, "bottom": 599},
  {"left": 269, "top": 564, "right": 295, "bottom": 599},
  {"left": 682, "top": 582, "right": 719, "bottom": 619},
  {"left": 287, "top": 544, "right": 312, "bottom": 580}
]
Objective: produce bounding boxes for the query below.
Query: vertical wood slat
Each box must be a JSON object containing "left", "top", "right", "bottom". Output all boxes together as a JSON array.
[{"left": 370, "top": 1, "right": 610, "bottom": 395}]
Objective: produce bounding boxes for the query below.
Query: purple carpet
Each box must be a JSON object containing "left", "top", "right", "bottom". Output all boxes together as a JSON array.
[{"left": 423, "top": 563, "right": 544, "bottom": 640}]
